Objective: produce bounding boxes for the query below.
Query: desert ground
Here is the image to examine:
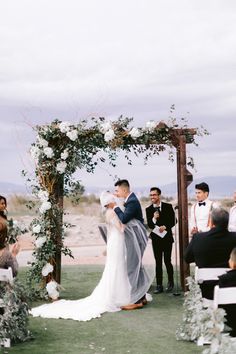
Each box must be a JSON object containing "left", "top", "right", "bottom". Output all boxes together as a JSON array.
[{"left": 8, "top": 199, "right": 180, "bottom": 268}]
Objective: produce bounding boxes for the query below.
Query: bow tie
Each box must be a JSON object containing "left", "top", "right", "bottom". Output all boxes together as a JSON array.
[{"left": 198, "top": 202, "right": 206, "bottom": 206}]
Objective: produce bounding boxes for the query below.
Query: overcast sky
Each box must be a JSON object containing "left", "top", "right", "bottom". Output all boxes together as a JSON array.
[{"left": 0, "top": 0, "right": 236, "bottom": 192}]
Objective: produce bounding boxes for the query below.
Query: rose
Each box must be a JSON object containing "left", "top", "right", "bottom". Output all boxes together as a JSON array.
[
  {"left": 146, "top": 120, "right": 156, "bottom": 131},
  {"left": 46, "top": 280, "right": 59, "bottom": 300},
  {"left": 61, "top": 149, "right": 69, "bottom": 160},
  {"left": 32, "top": 224, "right": 41, "bottom": 234},
  {"left": 104, "top": 129, "right": 115, "bottom": 142},
  {"left": 35, "top": 236, "right": 46, "bottom": 248},
  {"left": 30, "top": 146, "right": 40, "bottom": 162},
  {"left": 42, "top": 263, "right": 53, "bottom": 276},
  {"left": 99, "top": 121, "right": 112, "bottom": 133},
  {"left": 129, "top": 127, "right": 141, "bottom": 139},
  {"left": 43, "top": 147, "right": 54, "bottom": 158},
  {"left": 37, "top": 136, "right": 48, "bottom": 147},
  {"left": 59, "top": 121, "right": 71, "bottom": 133},
  {"left": 38, "top": 190, "right": 49, "bottom": 202},
  {"left": 66, "top": 129, "right": 78, "bottom": 141},
  {"left": 56, "top": 161, "right": 67, "bottom": 174},
  {"left": 39, "top": 201, "right": 52, "bottom": 214}
]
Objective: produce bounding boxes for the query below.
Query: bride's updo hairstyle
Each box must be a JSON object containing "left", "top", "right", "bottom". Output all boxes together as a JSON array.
[{"left": 100, "top": 191, "right": 115, "bottom": 209}]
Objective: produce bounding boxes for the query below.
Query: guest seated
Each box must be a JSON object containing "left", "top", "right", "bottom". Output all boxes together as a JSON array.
[
  {"left": 218, "top": 248, "right": 236, "bottom": 337},
  {"left": 0, "top": 196, "right": 20, "bottom": 277},
  {"left": 184, "top": 208, "right": 236, "bottom": 299}
]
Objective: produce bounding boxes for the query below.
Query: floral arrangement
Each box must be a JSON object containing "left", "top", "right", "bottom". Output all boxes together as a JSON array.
[
  {"left": 0, "top": 280, "right": 32, "bottom": 344},
  {"left": 7, "top": 218, "right": 28, "bottom": 244},
  {"left": 23, "top": 114, "right": 207, "bottom": 299},
  {"left": 176, "top": 276, "right": 236, "bottom": 352}
]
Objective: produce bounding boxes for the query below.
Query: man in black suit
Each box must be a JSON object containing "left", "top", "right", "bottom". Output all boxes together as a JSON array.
[
  {"left": 218, "top": 248, "right": 236, "bottom": 337},
  {"left": 146, "top": 187, "right": 176, "bottom": 294},
  {"left": 185, "top": 208, "right": 236, "bottom": 299}
]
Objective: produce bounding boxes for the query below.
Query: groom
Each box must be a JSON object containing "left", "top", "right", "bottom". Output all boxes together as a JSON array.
[{"left": 107, "top": 179, "right": 149, "bottom": 310}]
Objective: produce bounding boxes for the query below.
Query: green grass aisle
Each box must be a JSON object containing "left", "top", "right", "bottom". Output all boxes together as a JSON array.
[{"left": 7, "top": 266, "right": 202, "bottom": 354}]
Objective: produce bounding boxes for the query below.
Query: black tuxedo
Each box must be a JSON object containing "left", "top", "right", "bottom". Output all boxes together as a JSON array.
[
  {"left": 184, "top": 227, "right": 236, "bottom": 299},
  {"left": 218, "top": 270, "right": 236, "bottom": 336},
  {"left": 146, "top": 202, "right": 176, "bottom": 287}
]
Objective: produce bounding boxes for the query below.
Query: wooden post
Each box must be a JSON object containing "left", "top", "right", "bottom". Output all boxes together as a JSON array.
[
  {"left": 51, "top": 175, "right": 64, "bottom": 284},
  {"left": 175, "top": 135, "right": 190, "bottom": 290}
]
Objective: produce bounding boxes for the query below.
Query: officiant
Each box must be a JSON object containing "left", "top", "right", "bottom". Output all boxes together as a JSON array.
[{"left": 146, "top": 187, "right": 176, "bottom": 294}]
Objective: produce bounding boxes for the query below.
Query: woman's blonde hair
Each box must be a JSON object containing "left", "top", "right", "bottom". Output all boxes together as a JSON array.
[{"left": 230, "top": 248, "right": 236, "bottom": 267}]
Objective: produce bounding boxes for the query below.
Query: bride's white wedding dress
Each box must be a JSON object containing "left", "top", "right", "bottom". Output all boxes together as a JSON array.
[{"left": 31, "top": 209, "right": 132, "bottom": 321}]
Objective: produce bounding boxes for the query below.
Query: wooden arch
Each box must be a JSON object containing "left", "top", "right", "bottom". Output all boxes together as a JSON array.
[{"left": 51, "top": 127, "right": 196, "bottom": 292}]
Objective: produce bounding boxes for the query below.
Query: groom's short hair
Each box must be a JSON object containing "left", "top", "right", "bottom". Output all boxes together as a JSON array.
[{"left": 114, "top": 179, "right": 130, "bottom": 189}]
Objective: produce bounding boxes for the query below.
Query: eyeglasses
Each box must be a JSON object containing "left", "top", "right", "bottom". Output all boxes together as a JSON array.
[{"left": 150, "top": 194, "right": 159, "bottom": 197}]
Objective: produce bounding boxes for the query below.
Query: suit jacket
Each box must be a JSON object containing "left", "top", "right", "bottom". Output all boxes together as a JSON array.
[
  {"left": 145, "top": 202, "right": 175, "bottom": 243},
  {"left": 184, "top": 227, "right": 236, "bottom": 268},
  {"left": 114, "top": 192, "right": 144, "bottom": 224},
  {"left": 219, "top": 269, "right": 236, "bottom": 288},
  {"left": 218, "top": 270, "right": 236, "bottom": 335}
]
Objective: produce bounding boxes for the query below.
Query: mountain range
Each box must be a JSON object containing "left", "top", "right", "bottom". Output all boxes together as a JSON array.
[{"left": 0, "top": 176, "right": 235, "bottom": 199}]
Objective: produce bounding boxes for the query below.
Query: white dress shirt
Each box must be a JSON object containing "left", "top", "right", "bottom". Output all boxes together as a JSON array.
[
  {"left": 228, "top": 204, "right": 236, "bottom": 232},
  {"left": 189, "top": 199, "right": 216, "bottom": 233}
]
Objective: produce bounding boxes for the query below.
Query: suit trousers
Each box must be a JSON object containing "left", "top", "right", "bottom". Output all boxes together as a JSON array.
[{"left": 151, "top": 236, "right": 174, "bottom": 286}]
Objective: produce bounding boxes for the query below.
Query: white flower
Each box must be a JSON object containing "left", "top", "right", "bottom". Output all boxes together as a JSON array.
[
  {"left": 104, "top": 129, "right": 115, "bottom": 142},
  {"left": 38, "top": 190, "right": 49, "bottom": 202},
  {"left": 30, "top": 146, "right": 40, "bottom": 161},
  {"left": 59, "top": 121, "right": 71, "bottom": 133},
  {"left": 32, "top": 224, "right": 41, "bottom": 234},
  {"left": 46, "top": 280, "right": 59, "bottom": 300},
  {"left": 43, "top": 147, "right": 54, "bottom": 158},
  {"left": 61, "top": 149, "right": 69, "bottom": 160},
  {"left": 129, "top": 127, "right": 141, "bottom": 139},
  {"left": 13, "top": 220, "right": 18, "bottom": 226},
  {"left": 146, "top": 120, "right": 156, "bottom": 131},
  {"left": 35, "top": 236, "right": 46, "bottom": 248},
  {"left": 66, "top": 129, "right": 78, "bottom": 141},
  {"left": 56, "top": 161, "right": 67, "bottom": 174},
  {"left": 42, "top": 263, "right": 53, "bottom": 277},
  {"left": 37, "top": 136, "right": 48, "bottom": 147},
  {"left": 39, "top": 201, "right": 52, "bottom": 214},
  {"left": 99, "top": 121, "right": 112, "bottom": 134}
]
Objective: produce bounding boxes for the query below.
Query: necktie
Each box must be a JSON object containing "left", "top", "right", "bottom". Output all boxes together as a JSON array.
[{"left": 198, "top": 202, "right": 206, "bottom": 206}]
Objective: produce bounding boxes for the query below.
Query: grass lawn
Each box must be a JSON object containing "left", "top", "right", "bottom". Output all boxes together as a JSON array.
[{"left": 7, "top": 265, "right": 202, "bottom": 354}]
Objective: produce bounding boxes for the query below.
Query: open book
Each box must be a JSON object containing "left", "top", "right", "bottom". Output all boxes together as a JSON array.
[{"left": 152, "top": 226, "right": 167, "bottom": 238}]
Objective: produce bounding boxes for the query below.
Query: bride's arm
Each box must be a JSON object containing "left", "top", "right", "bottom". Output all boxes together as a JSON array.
[{"left": 105, "top": 209, "right": 124, "bottom": 232}]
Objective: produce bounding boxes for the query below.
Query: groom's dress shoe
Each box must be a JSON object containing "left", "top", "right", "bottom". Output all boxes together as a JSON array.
[
  {"left": 121, "top": 303, "right": 143, "bottom": 310},
  {"left": 142, "top": 298, "right": 148, "bottom": 305},
  {"left": 153, "top": 285, "right": 163, "bottom": 294},
  {"left": 166, "top": 282, "right": 174, "bottom": 293}
]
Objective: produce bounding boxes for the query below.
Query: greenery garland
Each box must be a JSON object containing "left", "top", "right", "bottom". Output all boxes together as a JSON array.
[
  {"left": 23, "top": 114, "right": 208, "bottom": 299},
  {"left": 176, "top": 276, "right": 236, "bottom": 352},
  {"left": 0, "top": 280, "right": 32, "bottom": 344}
]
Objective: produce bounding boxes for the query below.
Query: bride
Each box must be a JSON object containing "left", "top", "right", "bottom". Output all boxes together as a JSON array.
[{"left": 31, "top": 191, "right": 152, "bottom": 321}]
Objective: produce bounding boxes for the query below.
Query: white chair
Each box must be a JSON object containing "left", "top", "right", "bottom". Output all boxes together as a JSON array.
[
  {"left": 0, "top": 267, "right": 13, "bottom": 284},
  {"left": 0, "top": 267, "right": 13, "bottom": 348},
  {"left": 213, "top": 285, "right": 236, "bottom": 310},
  {"left": 195, "top": 267, "right": 230, "bottom": 282},
  {"left": 194, "top": 267, "right": 230, "bottom": 308}
]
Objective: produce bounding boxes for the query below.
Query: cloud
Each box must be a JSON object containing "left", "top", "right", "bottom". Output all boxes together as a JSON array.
[{"left": 0, "top": 0, "right": 236, "bottom": 187}]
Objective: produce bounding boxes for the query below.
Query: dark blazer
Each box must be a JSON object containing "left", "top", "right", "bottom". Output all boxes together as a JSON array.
[
  {"left": 146, "top": 202, "right": 175, "bottom": 243},
  {"left": 114, "top": 192, "right": 144, "bottom": 224},
  {"left": 218, "top": 269, "right": 236, "bottom": 336},
  {"left": 184, "top": 227, "right": 236, "bottom": 268},
  {"left": 219, "top": 269, "right": 236, "bottom": 288}
]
